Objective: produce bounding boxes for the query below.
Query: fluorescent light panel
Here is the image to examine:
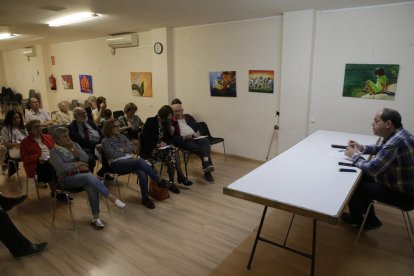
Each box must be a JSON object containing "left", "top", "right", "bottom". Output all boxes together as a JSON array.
[
  {"left": 48, "top": 12, "right": 100, "bottom": 27},
  {"left": 0, "top": 33, "right": 16, "bottom": 40}
]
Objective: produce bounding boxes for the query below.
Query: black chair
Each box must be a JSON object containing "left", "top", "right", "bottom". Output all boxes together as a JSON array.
[
  {"left": 355, "top": 199, "right": 414, "bottom": 251},
  {"left": 197, "top": 121, "right": 226, "bottom": 161},
  {"left": 113, "top": 110, "right": 125, "bottom": 120}
]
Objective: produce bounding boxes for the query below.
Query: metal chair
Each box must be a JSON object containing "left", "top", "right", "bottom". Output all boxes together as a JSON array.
[
  {"left": 355, "top": 199, "right": 414, "bottom": 251},
  {"left": 7, "top": 158, "right": 22, "bottom": 191},
  {"left": 197, "top": 121, "right": 226, "bottom": 161}
]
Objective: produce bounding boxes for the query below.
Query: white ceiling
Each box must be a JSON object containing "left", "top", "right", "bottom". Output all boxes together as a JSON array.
[{"left": 0, "top": 0, "right": 407, "bottom": 51}]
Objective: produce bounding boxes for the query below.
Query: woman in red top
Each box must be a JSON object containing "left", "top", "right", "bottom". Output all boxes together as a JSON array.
[{"left": 20, "top": 120, "right": 55, "bottom": 194}]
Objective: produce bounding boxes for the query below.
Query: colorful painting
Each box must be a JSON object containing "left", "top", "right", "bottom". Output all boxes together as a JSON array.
[
  {"left": 209, "top": 71, "right": 236, "bottom": 97},
  {"left": 79, "top": 74, "right": 93, "bottom": 94},
  {"left": 342, "top": 64, "right": 399, "bottom": 101},
  {"left": 131, "top": 72, "right": 153, "bottom": 97},
  {"left": 61, "top": 75, "right": 73, "bottom": 89},
  {"left": 248, "top": 70, "right": 274, "bottom": 93}
]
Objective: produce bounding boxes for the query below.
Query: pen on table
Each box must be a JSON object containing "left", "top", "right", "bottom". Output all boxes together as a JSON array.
[{"left": 339, "top": 168, "right": 357, "bottom": 172}]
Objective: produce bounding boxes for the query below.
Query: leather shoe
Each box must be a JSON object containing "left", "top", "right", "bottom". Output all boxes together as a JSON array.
[
  {"left": 202, "top": 161, "right": 215, "bottom": 173},
  {"left": 168, "top": 183, "right": 180, "bottom": 194},
  {"left": 204, "top": 172, "right": 214, "bottom": 182},
  {"left": 0, "top": 194, "right": 27, "bottom": 211},
  {"left": 142, "top": 197, "right": 155, "bottom": 209},
  {"left": 178, "top": 177, "right": 193, "bottom": 186},
  {"left": 341, "top": 212, "right": 362, "bottom": 226},
  {"left": 53, "top": 193, "right": 73, "bottom": 202},
  {"left": 15, "top": 242, "right": 48, "bottom": 259}
]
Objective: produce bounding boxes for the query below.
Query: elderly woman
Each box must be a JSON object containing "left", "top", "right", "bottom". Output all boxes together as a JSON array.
[
  {"left": 20, "top": 119, "right": 55, "bottom": 190},
  {"left": 49, "top": 127, "right": 126, "bottom": 229},
  {"left": 141, "top": 105, "right": 192, "bottom": 194},
  {"left": 55, "top": 100, "right": 73, "bottom": 124},
  {"left": 117, "top": 102, "right": 144, "bottom": 152},
  {"left": 85, "top": 95, "right": 97, "bottom": 122},
  {"left": 101, "top": 120, "right": 167, "bottom": 209},
  {"left": 1, "top": 110, "right": 28, "bottom": 174}
]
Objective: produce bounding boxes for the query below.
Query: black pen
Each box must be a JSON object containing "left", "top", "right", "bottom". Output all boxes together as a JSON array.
[
  {"left": 331, "top": 144, "right": 347, "bottom": 149},
  {"left": 338, "top": 162, "right": 355, "bottom": 167},
  {"left": 339, "top": 168, "right": 357, "bottom": 172}
]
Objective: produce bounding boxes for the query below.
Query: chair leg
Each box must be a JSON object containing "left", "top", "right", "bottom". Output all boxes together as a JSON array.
[
  {"left": 33, "top": 178, "right": 41, "bottom": 200},
  {"left": 126, "top": 174, "right": 131, "bottom": 188},
  {"left": 402, "top": 211, "right": 414, "bottom": 251},
  {"left": 66, "top": 193, "right": 75, "bottom": 230},
  {"left": 222, "top": 141, "right": 227, "bottom": 161},
  {"left": 115, "top": 175, "right": 122, "bottom": 200},
  {"left": 51, "top": 190, "right": 58, "bottom": 226},
  {"left": 355, "top": 201, "right": 375, "bottom": 244}
]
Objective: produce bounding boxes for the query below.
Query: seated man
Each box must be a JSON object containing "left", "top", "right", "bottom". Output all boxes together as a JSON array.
[
  {"left": 25, "top": 97, "right": 54, "bottom": 127},
  {"left": 171, "top": 102, "right": 214, "bottom": 182},
  {"left": 0, "top": 193, "right": 48, "bottom": 259},
  {"left": 68, "top": 107, "right": 111, "bottom": 179},
  {"left": 343, "top": 108, "right": 414, "bottom": 230},
  {"left": 55, "top": 100, "right": 73, "bottom": 125}
]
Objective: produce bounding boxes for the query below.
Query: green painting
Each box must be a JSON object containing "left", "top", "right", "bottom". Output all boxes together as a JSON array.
[{"left": 342, "top": 64, "right": 399, "bottom": 101}]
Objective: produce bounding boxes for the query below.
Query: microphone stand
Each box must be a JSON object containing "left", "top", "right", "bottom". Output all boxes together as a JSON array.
[{"left": 265, "top": 111, "right": 280, "bottom": 161}]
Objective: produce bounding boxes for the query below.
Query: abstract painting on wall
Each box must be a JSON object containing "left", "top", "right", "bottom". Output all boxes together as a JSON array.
[
  {"left": 131, "top": 72, "right": 153, "bottom": 97},
  {"left": 61, "top": 75, "right": 73, "bottom": 89},
  {"left": 209, "top": 71, "right": 237, "bottom": 97},
  {"left": 342, "top": 64, "right": 399, "bottom": 101},
  {"left": 79, "top": 74, "right": 93, "bottom": 94},
  {"left": 248, "top": 70, "right": 274, "bottom": 93}
]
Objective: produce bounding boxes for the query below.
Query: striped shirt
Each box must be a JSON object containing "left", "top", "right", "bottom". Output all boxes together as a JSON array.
[{"left": 352, "top": 128, "right": 414, "bottom": 196}]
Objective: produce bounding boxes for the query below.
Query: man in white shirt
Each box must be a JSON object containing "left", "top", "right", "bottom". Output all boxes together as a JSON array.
[
  {"left": 25, "top": 98, "right": 54, "bottom": 127},
  {"left": 171, "top": 103, "right": 214, "bottom": 182}
]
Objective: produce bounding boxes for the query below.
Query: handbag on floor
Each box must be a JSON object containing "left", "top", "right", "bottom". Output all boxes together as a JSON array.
[{"left": 149, "top": 180, "right": 170, "bottom": 201}]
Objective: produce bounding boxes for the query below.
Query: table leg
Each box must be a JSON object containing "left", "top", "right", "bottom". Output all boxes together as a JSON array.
[
  {"left": 247, "top": 206, "right": 268, "bottom": 269},
  {"left": 311, "top": 219, "right": 317, "bottom": 276}
]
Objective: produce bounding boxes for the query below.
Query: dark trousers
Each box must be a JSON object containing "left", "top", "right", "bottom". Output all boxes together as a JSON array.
[
  {"left": 176, "top": 137, "right": 211, "bottom": 160},
  {"left": 348, "top": 175, "right": 414, "bottom": 221},
  {"left": 84, "top": 148, "right": 109, "bottom": 177},
  {"left": 110, "top": 158, "right": 160, "bottom": 199},
  {"left": 0, "top": 210, "right": 31, "bottom": 257}
]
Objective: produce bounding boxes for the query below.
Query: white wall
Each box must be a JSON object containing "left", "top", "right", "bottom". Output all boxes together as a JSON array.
[
  {"left": 0, "top": 54, "right": 6, "bottom": 86},
  {"left": 308, "top": 2, "right": 414, "bottom": 135},
  {"left": 172, "top": 17, "right": 283, "bottom": 160},
  {"left": 2, "top": 45, "right": 49, "bottom": 109}
]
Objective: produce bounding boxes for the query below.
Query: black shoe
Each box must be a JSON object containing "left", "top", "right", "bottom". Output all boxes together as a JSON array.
[
  {"left": 168, "top": 183, "right": 180, "bottom": 194},
  {"left": 157, "top": 179, "right": 169, "bottom": 188},
  {"left": 104, "top": 175, "right": 114, "bottom": 181},
  {"left": 178, "top": 177, "right": 193, "bottom": 186},
  {"left": 204, "top": 172, "right": 214, "bottom": 182},
  {"left": 142, "top": 197, "right": 155, "bottom": 209},
  {"left": 0, "top": 194, "right": 27, "bottom": 211},
  {"left": 15, "top": 242, "right": 48, "bottom": 259},
  {"left": 54, "top": 193, "right": 73, "bottom": 202},
  {"left": 202, "top": 161, "right": 215, "bottom": 173},
  {"left": 341, "top": 212, "right": 362, "bottom": 226}
]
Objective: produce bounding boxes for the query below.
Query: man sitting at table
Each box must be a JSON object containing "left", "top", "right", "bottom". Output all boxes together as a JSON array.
[
  {"left": 343, "top": 108, "right": 414, "bottom": 230},
  {"left": 25, "top": 97, "right": 54, "bottom": 127},
  {"left": 171, "top": 102, "right": 214, "bottom": 182}
]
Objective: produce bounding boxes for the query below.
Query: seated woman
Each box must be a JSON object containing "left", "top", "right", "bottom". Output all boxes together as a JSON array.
[
  {"left": 20, "top": 119, "right": 55, "bottom": 191},
  {"left": 55, "top": 100, "right": 73, "bottom": 125},
  {"left": 49, "top": 127, "right": 126, "bottom": 229},
  {"left": 92, "top": 96, "right": 107, "bottom": 126},
  {"left": 0, "top": 110, "right": 28, "bottom": 175},
  {"left": 117, "top": 102, "right": 144, "bottom": 151},
  {"left": 101, "top": 119, "right": 166, "bottom": 209},
  {"left": 140, "top": 105, "right": 193, "bottom": 194}
]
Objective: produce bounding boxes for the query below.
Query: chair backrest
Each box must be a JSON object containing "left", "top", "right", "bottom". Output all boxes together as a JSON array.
[
  {"left": 113, "top": 110, "right": 125, "bottom": 120},
  {"left": 197, "top": 122, "right": 212, "bottom": 137}
]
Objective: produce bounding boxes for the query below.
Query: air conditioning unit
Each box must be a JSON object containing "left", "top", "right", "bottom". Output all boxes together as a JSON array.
[
  {"left": 23, "top": 47, "right": 36, "bottom": 57},
  {"left": 105, "top": 33, "right": 138, "bottom": 48}
]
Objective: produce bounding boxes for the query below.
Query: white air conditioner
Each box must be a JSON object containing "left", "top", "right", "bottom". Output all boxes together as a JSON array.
[
  {"left": 105, "top": 33, "right": 138, "bottom": 48},
  {"left": 23, "top": 47, "right": 36, "bottom": 57}
]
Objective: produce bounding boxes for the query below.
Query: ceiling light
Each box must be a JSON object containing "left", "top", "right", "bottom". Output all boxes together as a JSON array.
[
  {"left": 48, "top": 12, "right": 100, "bottom": 27},
  {"left": 0, "top": 33, "right": 16, "bottom": 40}
]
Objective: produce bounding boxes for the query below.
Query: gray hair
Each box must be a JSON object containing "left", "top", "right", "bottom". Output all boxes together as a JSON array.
[
  {"left": 51, "top": 127, "right": 69, "bottom": 141},
  {"left": 87, "top": 95, "right": 97, "bottom": 103}
]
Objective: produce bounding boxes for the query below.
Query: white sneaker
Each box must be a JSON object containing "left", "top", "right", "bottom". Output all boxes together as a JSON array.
[
  {"left": 114, "top": 199, "right": 126, "bottom": 209},
  {"left": 91, "top": 218, "right": 105, "bottom": 229}
]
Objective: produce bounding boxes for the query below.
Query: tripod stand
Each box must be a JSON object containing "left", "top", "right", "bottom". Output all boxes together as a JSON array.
[{"left": 265, "top": 111, "right": 280, "bottom": 161}]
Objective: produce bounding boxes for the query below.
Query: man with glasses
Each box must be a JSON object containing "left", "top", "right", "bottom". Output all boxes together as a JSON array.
[
  {"left": 342, "top": 108, "right": 414, "bottom": 230},
  {"left": 25, "top": 97, "right": 54, "bottom": 127},
  {"left": 68, "top": 107, "right": 111, "bottom": 180}
]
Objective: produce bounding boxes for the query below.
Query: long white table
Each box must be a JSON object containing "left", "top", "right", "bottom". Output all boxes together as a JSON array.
[{"left": 223, "top": 130, "right": 379, "bottom": 275}]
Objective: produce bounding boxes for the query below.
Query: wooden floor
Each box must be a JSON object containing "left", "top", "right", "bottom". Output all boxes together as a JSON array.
[{"left": 0, "top": 153, "right": 413, "bottom": 275}]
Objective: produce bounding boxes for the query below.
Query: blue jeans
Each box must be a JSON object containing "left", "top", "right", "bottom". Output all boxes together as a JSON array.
[
  {"left": 64, "top": 173, "right": 110, "bottom": 215},
  {"left": 110, "top": 158, "right": 159, "bottom": 199}
]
